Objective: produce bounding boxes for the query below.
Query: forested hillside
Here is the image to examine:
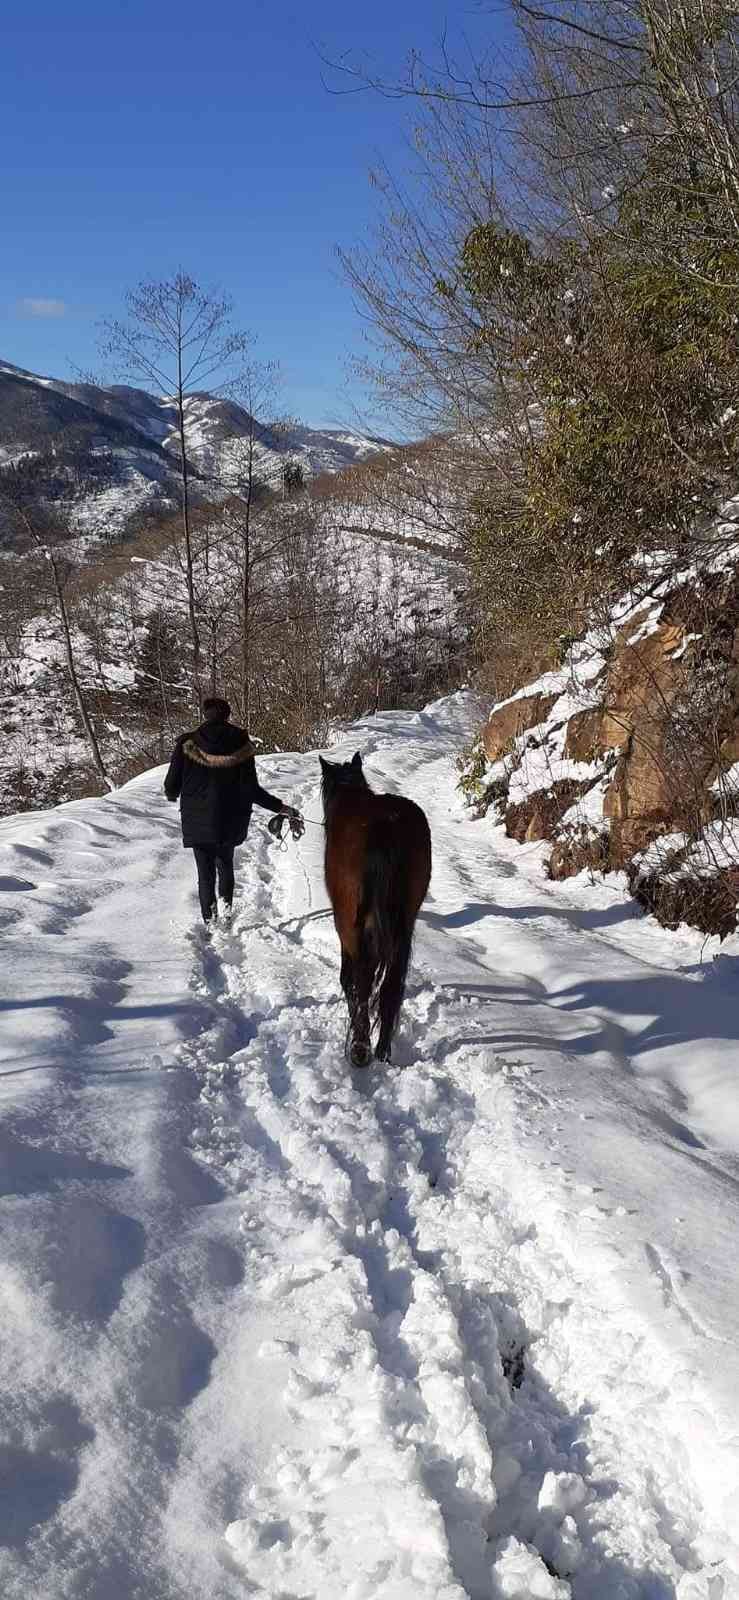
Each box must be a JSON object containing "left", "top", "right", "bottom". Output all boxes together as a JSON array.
[
  {"left": 0, "top": 426, "right": 469, "bottom": 815},
  {"left": 333, "top": 0, "right": 739, "bottom": 938}
]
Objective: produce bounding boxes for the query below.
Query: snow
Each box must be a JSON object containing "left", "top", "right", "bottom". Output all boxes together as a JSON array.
[
  {"left": 712, "top": 762, "right": 739, "bottom": 797},
  {"left": 633, "top": 831, "right": 691, "bottom": 873},
  {"left": 68, "top": 456, "right": 172, "bottom": 545},
  {"left": 1, "top": 690, "right": 739, "bottom": 1597},
  {"left": 610, "top": 597, "right": 665, "bottom": 644},
  {"left": 507, "top": 748, "right": 601, "bottom": 809},
  {"left": 493, "top": 647, "right": 606, "bottom": 716},
  {"left": 495, "top": 673, "right": 609, "bottom": 814},
  {"left": 630, "top": 822, "right": 739, "bottom": 885},
  {"left": 673, "top": 820, "right": 739, "bottom": 877},
  {"left": 158, "top": 397, "right": 392, "bottom": 489},
  {"left": 557, "top": 777, "right": 612, "bottom": 829}
]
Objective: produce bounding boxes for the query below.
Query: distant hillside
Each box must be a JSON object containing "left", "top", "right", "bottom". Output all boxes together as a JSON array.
[
  {"left": 0, "top": 423, "right": 470, "bottom": 817},
  {"left": 0, "top": 359, "right": 394, "bottom": 548}
]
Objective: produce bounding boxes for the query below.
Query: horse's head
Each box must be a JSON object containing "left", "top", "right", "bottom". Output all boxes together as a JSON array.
[{"left": 319, "top": 751, "right": 369, "bottom": 810}]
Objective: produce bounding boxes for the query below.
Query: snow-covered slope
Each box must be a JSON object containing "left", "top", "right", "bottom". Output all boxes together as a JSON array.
[
  {"left": 1, "top": 692, "right": 738, "bottom": 1597},
  {"left": 465, "top": 527, "right": 739, "bottom": 939},
  {"left": 0, "top": 359, "right": 394, "bottom": 544},
  {"left": 0, "top": 496, "right": 467, "bottom": 815},
  {"left": 175, "top": 401, "right": 394, "bottom": 485}
]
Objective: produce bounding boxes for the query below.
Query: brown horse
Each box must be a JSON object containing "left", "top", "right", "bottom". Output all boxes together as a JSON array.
[{"left": 320, "top": 751, "right": 432, "bottom": 1068}]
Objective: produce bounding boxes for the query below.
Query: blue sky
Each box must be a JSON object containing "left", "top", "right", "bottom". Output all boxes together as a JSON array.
[{"left": 0, "top": 0, "right": 505, "bottom": 431}]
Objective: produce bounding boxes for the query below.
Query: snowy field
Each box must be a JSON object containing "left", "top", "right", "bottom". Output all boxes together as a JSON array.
[{"left": 1, "top": 692, "right": 738, "bottom": 1599}]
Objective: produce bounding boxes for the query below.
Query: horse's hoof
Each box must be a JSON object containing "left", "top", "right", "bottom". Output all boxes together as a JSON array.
[{"left": 350, "top": 1040, "right": 371, "bottom": 1068}]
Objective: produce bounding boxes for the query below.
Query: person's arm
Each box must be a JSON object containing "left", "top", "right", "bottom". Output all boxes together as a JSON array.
[
  {"left": 243, "top": 756, "right": 296, "bottom": 816},
  {"left": 164, "top": 737, "right": 185, "bottom": 801}
]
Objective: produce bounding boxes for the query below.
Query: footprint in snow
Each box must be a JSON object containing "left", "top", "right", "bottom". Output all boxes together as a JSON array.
[{"left": 0, "top": 1396, "right": 95, "bottom": 1548}]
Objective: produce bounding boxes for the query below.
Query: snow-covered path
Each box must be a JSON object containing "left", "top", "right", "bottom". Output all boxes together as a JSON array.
[{"left": 1, "top": 694, "right": 738, "bottom": 1599}]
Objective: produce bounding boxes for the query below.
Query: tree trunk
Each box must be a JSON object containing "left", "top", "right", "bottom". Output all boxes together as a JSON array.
[
  {"left": 241, "top": 424, "right": 255, "bottom": 729},
  {"left": 156, "top": 615, "right": 174, "bottom": 738},
  {"left": 210, "top": 617, "right": 218, "bottom": 696},
  {"left": 176, "top": 368, "right": 202, "bottom": 713},
  {"left": 48, "top": 551, "right": 115, "bottom": 793}
]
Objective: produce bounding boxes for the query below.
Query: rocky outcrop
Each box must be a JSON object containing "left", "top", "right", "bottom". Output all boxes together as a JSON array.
[
  {"left": 627, "top": 853, "right": 739, "bottom": 940},
  {"left": 482, "top": 692, "right": 559, "bottom": 761},
  {"left": 563, "top": 708, "right": 613, "bottom": 762},
  {"left": 505, "top": 779, "right": 597, "bottom": 844},
  {"left": 706, "top": 626, "right": 739, "bottom": 813},
  {"left": 468, "top": 567, "right": 739, "bottom": 937},
  {"left": 548, "top": 827, "right": 611, "bottom": 880},
  {"left": 599, "top": 613, "right": 692, "bottom": 854}
]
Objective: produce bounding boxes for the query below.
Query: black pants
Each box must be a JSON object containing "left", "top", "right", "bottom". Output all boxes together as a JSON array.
[{"left": 192, "top": 845, "right": 235, "bottom": 922}]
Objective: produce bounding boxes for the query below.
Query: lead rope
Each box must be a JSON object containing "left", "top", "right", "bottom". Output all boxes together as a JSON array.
[{"left": 267, "top": 811, "right": 307, "bottom": 851}]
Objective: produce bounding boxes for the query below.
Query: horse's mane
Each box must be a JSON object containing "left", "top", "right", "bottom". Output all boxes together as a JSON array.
[
  {"left": 320, "top": 763, "right": 372, "bottom": 829},
  {"left": 320, "top": 761, "right": 371, "bottom": 802}
]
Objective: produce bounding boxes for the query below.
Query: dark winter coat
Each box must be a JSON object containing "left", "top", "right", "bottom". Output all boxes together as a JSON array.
[{"left": 164, "top": 720, "right": 282, "bottom": 848}]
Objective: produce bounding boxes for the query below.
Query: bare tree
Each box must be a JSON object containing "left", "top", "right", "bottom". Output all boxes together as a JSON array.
[
  {"left": 100, "top": 272, "right": 257, "bottom": 710},
  {"left": 0, "top": 488, "right": 114, "bottom": 792},
  {"left": 219, "top": 362, "right": 280, "bottom": 725}
]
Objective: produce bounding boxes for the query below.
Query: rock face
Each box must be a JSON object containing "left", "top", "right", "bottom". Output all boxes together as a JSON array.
[
  {"left": 482, "top": 692, "right": 559, "bottom": 761},
  {"left": 601, "top": 601, "right": 739, "bottom": 853},
  {"left": 549, "top": 829, "right": 611, "bottom": 880},
  {"left": 470, "top": 571, "right": 739, "bottom": 937},
  {"left": 563, "top": 708, "right": 613, "bottom": 763},
  {"left": 600, "top": 614, "right": 691, "bottom": 855},
  {"left": 627, "top": 855, "right": 739, "bottom": 940},
  {"left": 707, "top": 624, "right": 739, "bottom": 808},
  {"left": 505, "top": 780, "right": 596, "bottom": 844}
]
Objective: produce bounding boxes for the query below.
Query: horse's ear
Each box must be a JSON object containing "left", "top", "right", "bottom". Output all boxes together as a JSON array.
[{"left": 351, "top": 751, "right": 363, "bottom": 768}]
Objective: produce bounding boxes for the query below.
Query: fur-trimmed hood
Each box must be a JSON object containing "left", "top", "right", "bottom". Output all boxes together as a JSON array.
[
  {"left": 164, "top": 719, "right": 283, "bottom": 845},
  {"left": 183, "top": 736, "right": 255, "bottom": 769}
]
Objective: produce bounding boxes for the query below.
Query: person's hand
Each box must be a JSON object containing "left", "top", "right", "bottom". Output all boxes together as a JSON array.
[{"left": 278, "top": 804, "right": 305, "bottom": 840}]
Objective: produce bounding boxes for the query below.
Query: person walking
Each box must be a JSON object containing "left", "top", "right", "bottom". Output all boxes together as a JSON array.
[{"left": 164, "top": 696, "right": 302, "bottom": 924}]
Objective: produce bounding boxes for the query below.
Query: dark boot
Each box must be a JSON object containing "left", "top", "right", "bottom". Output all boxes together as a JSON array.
[
  {"left": 193, "top": 847, "right": 218, "bottom": 923},
  {"left": 215, "top": 847, "right": 235, "bottom": 910}
]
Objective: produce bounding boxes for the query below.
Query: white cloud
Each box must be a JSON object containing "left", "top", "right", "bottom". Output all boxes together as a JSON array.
[{"left": 18, "top": 297, "right": 68, "bottom": 318}]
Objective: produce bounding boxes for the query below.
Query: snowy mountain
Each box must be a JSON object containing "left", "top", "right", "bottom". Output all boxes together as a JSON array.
[
  {"left": 1, "top": 690, "right": 738, "bottom": 1597},
  {"left": 0, "top": 358, "right": 395, "bottom": 545}
]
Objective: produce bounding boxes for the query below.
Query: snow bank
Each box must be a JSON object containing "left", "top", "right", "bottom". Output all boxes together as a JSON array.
[{"left": 0, "top": 690, "right": 738, "bottom": 1597}]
